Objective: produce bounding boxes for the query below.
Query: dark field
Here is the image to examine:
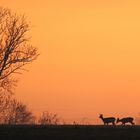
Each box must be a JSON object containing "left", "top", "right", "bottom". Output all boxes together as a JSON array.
[{"left": 0, "top": 125, "right": 140, "bottom": 140}]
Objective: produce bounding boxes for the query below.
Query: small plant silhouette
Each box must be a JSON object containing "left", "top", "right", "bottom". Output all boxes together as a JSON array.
[{"left": 38, "top": 111, "right": 60, "bottom": 125}]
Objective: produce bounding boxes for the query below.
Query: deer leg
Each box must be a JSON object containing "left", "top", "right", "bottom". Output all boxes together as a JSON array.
[
  {"left": 113, "top": 122, "right": 115, "bottom": 125},
  {"left": 131, "top": 122, "right": 135, "bottom": 125}
]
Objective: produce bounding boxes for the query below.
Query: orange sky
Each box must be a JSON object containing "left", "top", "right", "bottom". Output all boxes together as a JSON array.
[{"left": 1, "top": 0, "right": 140, "bottom": 124}]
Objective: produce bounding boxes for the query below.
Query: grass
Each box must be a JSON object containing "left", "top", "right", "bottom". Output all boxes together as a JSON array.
[{"left": 0, "top": 125, "right": 140, "bottom": 140}]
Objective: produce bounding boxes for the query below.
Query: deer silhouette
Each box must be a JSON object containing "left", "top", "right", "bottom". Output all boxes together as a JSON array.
[
  {"left": 99, "top": 114, "right": 116, "bottom": 125},
  {"left": 116, "top": 117, "right": 135, "bottom": 125}
]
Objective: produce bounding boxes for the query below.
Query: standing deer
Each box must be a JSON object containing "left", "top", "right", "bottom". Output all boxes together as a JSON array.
[
  {"left": 99, "top": 114, "right": 116, "bottom": 125},
  {"left": 116, "top": 117, "right": 135, "bottom": 125}
]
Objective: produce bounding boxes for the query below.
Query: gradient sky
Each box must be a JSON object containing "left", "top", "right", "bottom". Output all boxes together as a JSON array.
[{"left": 1, "top": 0, "right": 140, "bottom": 124}]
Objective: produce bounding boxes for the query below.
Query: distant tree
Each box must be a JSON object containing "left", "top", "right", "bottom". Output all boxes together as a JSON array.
[
  {"left": 38, "top": 111, "right": 60, "bottom": 125},
  {"left": 3, "top": 99, "right": 35, "bottom": 124},
  {"left": 80, "top": 117, "right": 90, "bottom": 125},
  {"left": 0, "top": 7, "right": 38, "bottom": 91},
  {"left": 0, "top": 89, "right": 11, "bottom": 118}
]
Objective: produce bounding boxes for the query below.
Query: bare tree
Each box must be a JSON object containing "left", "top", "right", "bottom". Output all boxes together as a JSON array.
[
  {"left": 38, "top": 111, "right": 60, "bottom": 125},
  {"left": 3, "top": 99, "right": 35, "bottom": 124},
  {"left": 0, "top": 91, "right": 11, "bottom": 120},
  {"left": 0, "top": 7, "right": 38, "bottom": 90}
]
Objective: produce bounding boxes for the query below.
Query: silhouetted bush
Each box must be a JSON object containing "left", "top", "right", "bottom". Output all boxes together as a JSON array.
[{"left": 38, "top": 111, "right": 60, "bottom": 125}]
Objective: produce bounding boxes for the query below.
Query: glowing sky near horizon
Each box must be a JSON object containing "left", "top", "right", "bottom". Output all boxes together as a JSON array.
[{"left": 1, "top": 0, "right": 140, "bottom": 124}]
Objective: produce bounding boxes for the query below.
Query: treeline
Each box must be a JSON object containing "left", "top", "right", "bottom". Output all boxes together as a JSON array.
[{"left": 0, "top": 93, "right": 60, "bottom": 125}]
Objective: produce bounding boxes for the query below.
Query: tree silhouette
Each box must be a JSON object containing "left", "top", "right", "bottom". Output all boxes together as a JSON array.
[
  {"left": 0, "top": 7, "right": 38, "bottom": 91},
  {"left": 2, "top": 99, "right": 35, "bottom": 124},
  {"left": 38, "top": 111, "right": 60, "bottom": 125}
]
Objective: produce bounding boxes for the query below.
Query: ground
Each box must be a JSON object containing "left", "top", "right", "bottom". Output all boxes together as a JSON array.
[{"left": 0, "top": 125, "right": 139, "bottom": 140}]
